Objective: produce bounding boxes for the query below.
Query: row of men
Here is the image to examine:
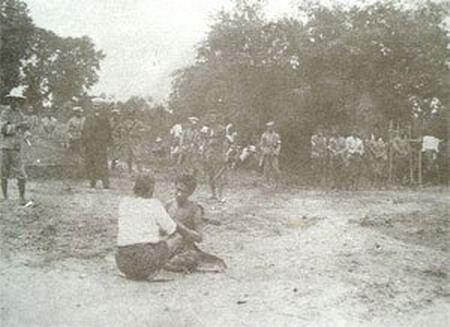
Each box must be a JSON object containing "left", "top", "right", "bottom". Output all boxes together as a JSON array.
[{"left": 310, "top": 125, "right": 445, "bottom": 189}]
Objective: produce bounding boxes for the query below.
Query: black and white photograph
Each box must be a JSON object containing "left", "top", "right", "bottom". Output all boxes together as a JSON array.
[{"left": 0, "top": 0, "right": 449, "bottom": 326}]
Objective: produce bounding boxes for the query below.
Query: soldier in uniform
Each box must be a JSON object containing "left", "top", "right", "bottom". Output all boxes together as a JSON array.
[
  {"left": 392, "top": 129, "right": 410, "bottom": 185},
  {"left": 178, "top": 116, "right": 201, "bottom": 176},
  {"left": 327, "top": 127, "right": 347, "bottom": 190},
  {"left": 310, "top": 126, "right": 327, "bottom": 187},
  {"left": 109, "top": 108, "right": 122, "bottom": 169},
  {"left": 203, "top": 110, "right": 227, "bottom": 202},
  {"left": 345, "top": 128, "right": 364, "bottom": 190},
  {"left": 82, "top": 98, "right": 112, "bottom": 188},
  {"left": 260, "top": 121, "right": 281, "bottom": 189},
  {"left": 366, "top": 129, "right": 388, "bottom": 189},
  {"left": 0, "top": 93, "right": 31, "bottom": 204},
  {"left": 67, "top": 106, "right": 85, "bottom": 177}
]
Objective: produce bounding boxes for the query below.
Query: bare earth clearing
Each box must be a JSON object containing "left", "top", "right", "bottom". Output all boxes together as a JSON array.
[{"left": 0, "top": 173, "right": 449, "bottom": 327}]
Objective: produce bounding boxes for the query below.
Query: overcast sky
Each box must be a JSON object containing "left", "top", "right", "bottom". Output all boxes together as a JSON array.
[{"left": 25, "top": 0, "right": 296, "bottom": 101}]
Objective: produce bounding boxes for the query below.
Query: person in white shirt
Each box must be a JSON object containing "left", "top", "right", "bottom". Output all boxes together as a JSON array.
[
  {"left": 345, "top": 128, "right": 364, "bottom": 190},
  {"left": 115, "top": 173, "right": 199, "bottom": 280}
]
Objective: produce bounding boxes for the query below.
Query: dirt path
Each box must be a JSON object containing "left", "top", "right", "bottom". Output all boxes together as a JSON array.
[{"left": 1, "top": 179, "right": 449, "bottom": 326}]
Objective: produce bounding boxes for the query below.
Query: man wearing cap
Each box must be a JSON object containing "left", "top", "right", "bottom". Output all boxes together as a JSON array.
[
  {"left": 67, "top": 106, "right": 86, "bottom": 177},
  {"left": 311, "top": 126, "right": 327, "bottom": 187},
  {"left": 82, "top": 98, "right": 112, "bottom": 188},
  {"left": 0, "top": 93, "right": 31, "bottom": 203},
  {"left": 178, "top": 116, "right": 201, "bottom": 175},
  {"left": 203, "top": 110, "right": 227, "bottom": 201},
  {"left": 260, "top": 121, "right": 281, "bottom": 188},
  {"left": 109, "top": 108, "right": 122, "bottom": 169}
]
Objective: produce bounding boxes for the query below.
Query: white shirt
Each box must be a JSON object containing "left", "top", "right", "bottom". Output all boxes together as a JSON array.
[
  {"left": 118, "top": 197, "right": 177, "bottom": 246},
  {"left": 422, "top": 135, "right": 440, "bottom": 153}
]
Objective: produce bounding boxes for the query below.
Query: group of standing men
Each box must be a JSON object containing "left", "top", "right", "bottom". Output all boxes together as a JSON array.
[
  {"left": 310, "top": 125, "right": 443, "bottom": 190},
  {"left": 172, "top": 113, "right": 283, "bottom": 201}
]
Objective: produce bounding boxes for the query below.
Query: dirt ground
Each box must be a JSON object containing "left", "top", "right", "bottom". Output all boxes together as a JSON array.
[{"left": 0, "top": 171, "right": 449, "bottom": 327}]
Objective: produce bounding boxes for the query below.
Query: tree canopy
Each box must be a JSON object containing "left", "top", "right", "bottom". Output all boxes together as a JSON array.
[
  {"left": 1, "top": 0, "right": 105, "bottom": 112},
  {"left": 169, "top": 0, "right": 450, "bottom": 166}
]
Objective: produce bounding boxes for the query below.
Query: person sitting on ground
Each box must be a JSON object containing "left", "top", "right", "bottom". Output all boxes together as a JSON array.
[
  {"left": 164, "top": 174, "right": 226, "bottom": 273},
  {"left": 115, "top": 173, "right": 199, "bottom": 281}
]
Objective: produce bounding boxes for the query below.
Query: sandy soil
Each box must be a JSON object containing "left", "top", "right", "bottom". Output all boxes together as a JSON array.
[{"left": 0, "top": 172, "right": 449, "bottom": 326}]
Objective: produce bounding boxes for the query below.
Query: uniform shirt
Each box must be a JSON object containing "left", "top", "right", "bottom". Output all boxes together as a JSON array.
[
  {"left": 118, "top": 197, "right": 177, "bottom": 247},
  {"left": 346, "top": 136, "right": 364, "bottom": 155},
  {"left": 0, "top": 107, "right": 27, "bottom": 150},
  {"left": 311, "top": 134, "right": 327, "bottom": 158},
  {"left": 67, "top": 116, "right": 85, "bottom": 141},
  {"left": 260, "top": 131, "right": 281, "bottom": 155},
  {"left": 422, "top": 135, "right": 440, "bottom": 153}
]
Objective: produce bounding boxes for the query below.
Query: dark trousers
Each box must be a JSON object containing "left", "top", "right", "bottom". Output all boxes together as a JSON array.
[{"left": 85, "top": 148, "right": 109, "bottom": 187}]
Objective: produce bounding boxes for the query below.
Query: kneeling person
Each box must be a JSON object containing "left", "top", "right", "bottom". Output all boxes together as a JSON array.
[{"left": 116, "top": 174, "right": 195, "bottom": 280}]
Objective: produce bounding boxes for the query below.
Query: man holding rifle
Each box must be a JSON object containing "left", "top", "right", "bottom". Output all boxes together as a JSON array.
[{"left": 0, "top": 91, "right": 31, "bottom": 204}]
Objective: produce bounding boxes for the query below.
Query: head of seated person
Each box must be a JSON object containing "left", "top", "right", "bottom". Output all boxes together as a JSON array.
[
  {"left": 175, "top": 174, "right": 197, "bottom": 205},
  {"left": 134, "top": 173, "right": 156, "bottom": 199}
]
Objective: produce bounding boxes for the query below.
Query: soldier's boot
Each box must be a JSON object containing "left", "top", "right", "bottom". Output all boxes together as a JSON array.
[
  {"left": 18, "top": 179, "right": 26, "bottom": 204},
  {"left": 1, "top": 179, "right": 8, "bottom": 200}
]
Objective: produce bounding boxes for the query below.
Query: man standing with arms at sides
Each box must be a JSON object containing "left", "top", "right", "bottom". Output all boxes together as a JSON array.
[
  {"left": 82, "top": 98, "right": 112, "bottom": 189},
  {"left": 310, "top": 125, "right": 327, "bottom": 187},
  {"left": 328, "top": 127, "right": 345, "bottom": 190},
  {"left": 367, "top": 127, "right": 388, "bottom": 189},
  {"left": 0, "top": 92, "right": 31, "bottom": 204},
  {"left": 392, "top": 129, "right": 410, "bottom": 185},
  {"left": 260, "top": 121, "right": 281, "bottom": 189},
  {"left": 345, "top": 127, "right": 365, "bottom": 190},
  {"left": 109, "top": 108, "right": 122, "bottom": 170},
  {"left": 203, "top": 110, "right": 227, "bottom": 202},
  {"left": 178, "top": 116, "right": 201, "bottom": 176},
  {"left": 67, "top": 106, "right": 85, "bottom": 178}
]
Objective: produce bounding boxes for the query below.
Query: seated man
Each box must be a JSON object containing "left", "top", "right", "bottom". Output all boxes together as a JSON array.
[
  {"left": 165, "top": 174, "right": 226, "bottom": 273},
  {"left": 115, "top": 173, "right": 199, "bottom": 281}
]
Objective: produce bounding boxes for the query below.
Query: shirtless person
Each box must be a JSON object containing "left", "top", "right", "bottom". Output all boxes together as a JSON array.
[{"left": 165, "top": 174, "right": 226, "bottom": 273}]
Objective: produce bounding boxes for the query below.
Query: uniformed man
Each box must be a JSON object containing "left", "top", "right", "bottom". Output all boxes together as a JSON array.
[
  {"left": 327, "top": 127, "right": 347, "bottom": 190},
  {"left": 67, "top": 106, "right": 85, "bottom": 177},
  {"left": 345, "top": 128, "right": 364, "bottom": 190},
  {"left": 392, "top": 129, "right": 410, "bottom": 185},
  {"left": 82, "top": 98, "right": 112, "bottom": 188},
  {"left": 310, "top": 125, "right": 327, "bottom": 187},
  {"left": 0, "top": 93, "right": 31, "bottom": 203},
  {"left": 178, "top": 116, "right": 201, "bottom": 176},
  {"left": 366, "top": 129, "right": 388, "bottom": 189},
  {"left": 109, "top": 108, "right": 122, "bottom": 169},
  {"left": 260, "top": 121, "right": 281, "bottom": 189},
  {"left": 203, "top": 110, "right": 227, "bottom": 201}
]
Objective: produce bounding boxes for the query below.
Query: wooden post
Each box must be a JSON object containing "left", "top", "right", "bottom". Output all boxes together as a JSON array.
[
  {"left": 418, "top": 118, "right": 423, "bottom": 185},
  {"left": 388, "top": 120, "right": 393, "bottom": 183},
  {"left": 408, "top": 125, "right": 414, "bottom": 184}
]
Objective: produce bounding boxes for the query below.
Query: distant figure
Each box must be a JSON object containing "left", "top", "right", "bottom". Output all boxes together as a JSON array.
[
  {"left": 345, "top": 128, "right": 364, "bottom": 190},
  {"left": 121, "top": 116, "right": 145, "bottom": 174},
  {"left": 366, "top": 129, "right": 388, "bottom": 189},
  {"left": 82, "top": 99, "right": 112, "bottom": 188},
  {"left": 164, "top": 174, "right": 226, "bottom": 273},
  {"left": 170, "top": 123, "right": 183, "bottom": 163},
  {"left": 178, "top": 116, "right": 201, "bottom": 176},
  {"left": 203, "top": 110, "right": 227, "bottom": 201},
  {"left": 67, "top": 106, "right": 85, "bottom": 177},
  {"left": 41, "top": 113, "right": 58, "bottom": 138},
  {"left": 109, "top": 108, "right": 122, "bottom": 169},
  {"left": 327, "top": 127, "right": 347, "bottom": 190},
  {"left": 392, "top": 130, "right": 410, "bottom": 185},
  {"left": 260, "top": 121, "right": 281, "bottom": 189},
  {"left": 310, "top": 125, "right": 327, "bottom": 186},
  {"left": 421, "top": 134, "right": 442, "bottom": 185},
  {"left": 0, "top": 93, "right": 31, "bottom": 204}
]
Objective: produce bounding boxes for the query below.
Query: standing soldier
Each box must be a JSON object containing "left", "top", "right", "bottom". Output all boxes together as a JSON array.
[
  {"left": 82, "top": 98, "right": 112, "bottom": 189},
  {"left": 0, "top": 92, "right": 31, "bottom": 204},
  {"left": 392, "top": 129, "right": 410, "bottom": 185},
  {"left": 67, "top": 106, "right": 85, "bottom": 177},
  {"left": 345, "top": 127, "right": 365, "bottom": 190},
  {"left": 109, "top": 108, "right": 122, "bottom": 169},
  {"left": 310, "top": 126, "right": 327, "bottom": 187},
  {"left": 327, "top": 127, "right": 347, "bottom": 190},
  {"left": 178, "top": 116, "right": 201, "bottom": 176},
  {"left": 366, "top": 128, "right": 388, "bottom": 189},
  {"left": 121, "top": 114, "right": 145, "bottom": 174},
  {"left": 203, "top": 110, "right": 227, "bottom": 202},
  {"left": 260, "top": 121, "right": 282, "bottom": 189}
]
